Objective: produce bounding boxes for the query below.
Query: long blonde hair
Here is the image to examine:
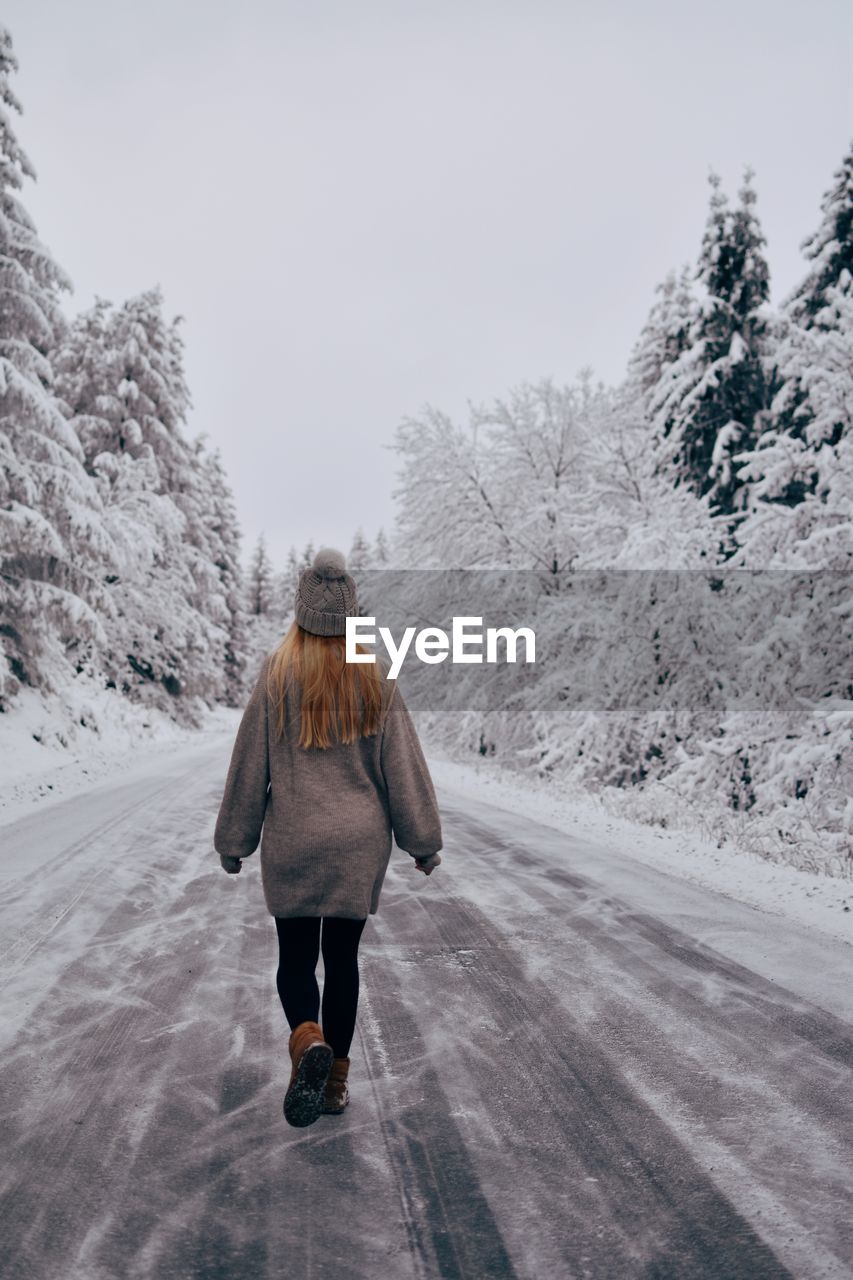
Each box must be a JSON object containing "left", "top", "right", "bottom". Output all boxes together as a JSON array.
[{"left": 266, "top": 622, "right": 386, "bottom": 749}]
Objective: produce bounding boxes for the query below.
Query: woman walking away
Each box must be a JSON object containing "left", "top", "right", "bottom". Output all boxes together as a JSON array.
[{"left": 213, "top": 548, "right": 443, "bottom": 1128}]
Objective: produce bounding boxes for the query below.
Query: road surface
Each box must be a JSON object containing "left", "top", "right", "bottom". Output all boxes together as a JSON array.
[{"left": 0, "top": 735, "right": 851, "bottom": 1279}]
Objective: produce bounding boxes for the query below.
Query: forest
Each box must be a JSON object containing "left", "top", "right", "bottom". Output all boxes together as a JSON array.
[{"left": 1, "top": 24, "right": 849, "bottom": 873}]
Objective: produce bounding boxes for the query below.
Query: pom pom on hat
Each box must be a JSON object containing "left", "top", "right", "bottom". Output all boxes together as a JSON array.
[
  {"left": 295, "top": 546, "right": 356, "bottom": 634},
  {"left": 312, "top": 547, "right": 347, "bottom": 580}
]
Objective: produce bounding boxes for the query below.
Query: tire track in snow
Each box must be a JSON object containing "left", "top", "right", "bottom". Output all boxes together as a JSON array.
[
  {"left": 445, "top": 806, "right": 853, "bottom": 1138},
  {"left": 368, "top": 883, "right": 794, "bottom": 1279},
  {"left": 429, "top": 804, "right": 852, "bottom": 1278},
  {"left": 0, "top": 876, "right": 220, "bottom": 1277},
  {"left": 449, "top": 804, "right": 853, "bottom": 1071},
  {"left": 2, "top": 746, "right": 849, "bottom": 1279},
  {"left": 0, "top": 755, "right": 416, "bottom": 1280},
  {"left": 357, "top": 956, "right": 519, "bottom": 1280},
  {"left": 0, "top": 749, "right": 225, "bottom": 974}
]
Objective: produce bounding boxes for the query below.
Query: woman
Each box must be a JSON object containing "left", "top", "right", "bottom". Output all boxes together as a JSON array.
[{"left": 214, "top": 547, "right": 443, "bottom": 1128}]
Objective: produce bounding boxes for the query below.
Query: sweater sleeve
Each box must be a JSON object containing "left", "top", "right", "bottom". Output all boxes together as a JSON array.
[
  {"left": 213, "top": 656, "right": 271, "bottom": 858},
  {"left": 380, "top": 684, "right": 443, "bottom": 859}
]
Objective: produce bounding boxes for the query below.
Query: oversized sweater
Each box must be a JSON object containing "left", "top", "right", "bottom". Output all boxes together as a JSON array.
[{"left": 213, "top": 654, "right": 443, "bottom": 918}]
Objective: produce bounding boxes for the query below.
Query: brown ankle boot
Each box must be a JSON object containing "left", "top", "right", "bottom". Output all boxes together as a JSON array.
[
  {"left": 322, "top": 1058, "right": 350, "bottom": 1114},
  {"left": 283, "top": 1020, "right": 333, "bottom": 1128}
]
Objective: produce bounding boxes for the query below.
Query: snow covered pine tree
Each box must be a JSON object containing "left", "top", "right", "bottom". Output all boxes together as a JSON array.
[
  {"left": 0, "top": 26, "right": 115, "bottom": 708},
  {"left": 736, "top": 141, "right": 853, "bottom": 566},
  {"left": 650, "top": 169, "right": 772, "bottom": 518}
]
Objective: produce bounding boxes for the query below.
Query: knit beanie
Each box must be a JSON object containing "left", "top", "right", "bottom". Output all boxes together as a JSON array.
[{"left": 295, "top": 548, "right": 358, "bottom": 636}]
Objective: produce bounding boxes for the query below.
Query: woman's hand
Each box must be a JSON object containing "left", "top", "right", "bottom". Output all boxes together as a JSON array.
[
  {"left": 414, "top": 852, "right": 441, "bottom": 876},
  {"left": 220, "top": 853, "right": 243, "bottom": 874}
]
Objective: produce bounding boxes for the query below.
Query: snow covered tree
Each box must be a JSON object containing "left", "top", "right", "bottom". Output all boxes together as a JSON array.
[
  {"left": 0, "top": 27, "right": 115, "bottom": 707},
  {"left": 101, "top": 288, "right": 192, "bottom": 489},
  {"left": 282, "top": 545, "right": 301, "bottom": 602},
  {"left": 0, "top": 27, "right": 250, "bottom": 718},
  {"left": 373, "top": 527, "right": 390, "bottom": 564},
  {"left": 734, "top": 293, "right": 853, "bottom": 565},
  {"left": 54, "top": 290, "right": 193, "bottom": 483},
  {"left": 242, "top": 534, "right": 291, "bottom": 668},
  {"left": 393, "top": 375, "right": 604, "bottom": 572},
  {"left": 586, "top": 382, "right": 721, "bottom": 567},
  {"left": 787, "top": 141, "right": 853, "bottom": 327},
  {"left": 53, "top": 292, "right": 232, "bottom": 712},
  {"left": 348, "top": 527, "right": 370, "bottom": 570},
  {"left": 587, "top": 268, "right": 717, "bottom": 566},
  {"left": 651, "top": 170, "right": 772, "bottom": 515},
  {"left": 247, "top": 533, "right": 275, "bottom": 616},
  {"left": 735, "top": 144, "right": 853, "bottom": 566},
  {"left": 200, "top": 447, "right": 249, "bottom": 704},
  {"left": 381, "top": 162, "right": 849, "bottom": 869},
  {"left": 628, "top": 265, "right": 698, "bottom": 408}
]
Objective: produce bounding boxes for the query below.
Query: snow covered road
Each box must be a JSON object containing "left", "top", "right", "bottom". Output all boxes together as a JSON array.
[{"left": 1, "top": 736, "right": 851, "bottom": 1280}]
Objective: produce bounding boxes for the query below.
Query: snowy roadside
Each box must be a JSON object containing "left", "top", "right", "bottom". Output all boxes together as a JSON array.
[
  {"left": 428, "top": 754, "right": 853, "bottom": 947},
  {"left": 3, "top": 693, "right": 850, "bottom": 949},
  {"left": 0, "top": 683, "right": 240, "bottom": 826}
]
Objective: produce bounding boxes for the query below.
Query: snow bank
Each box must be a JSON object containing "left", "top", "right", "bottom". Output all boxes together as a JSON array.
[
  {"left": 0, "top": 677, "right": 240, "bottom": 824},
  {"left": 428, "top": 753, "right": 853, "bottom": 946}
]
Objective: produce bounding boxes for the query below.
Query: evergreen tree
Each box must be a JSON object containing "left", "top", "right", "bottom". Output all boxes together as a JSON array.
[
  {"left": 201, "top": 448, "right": 248, "bottom": 704},
  {"left": 735, "top": 144, "right": 853, "bottom": 564},
  {"left": 348, "top": 527, "right": 370, "bottom": 570},
  {"left": 175, "top": 432, "right": 233, "bottom": 697},
  {"left": 55, "top": 290, "right": 193, "bottom": 483},
  {"left": 787, "top": 141, "right": 853, "bottom": 326},
  {"left": 651, "top": 170, "right": 771, "bottom": 514},
  {"left": 243, "top": 534, "right": 289, "bottom": 669},
  {"left": 106, "top": 288, "right": 192, "bottom": 489},
  {"left": 374, "top": 528, "right": 390, "bottom": 564},
  {"left": 54, "top": 292, "right": 230, "bottom": 710},
  {"left": 627, "top": 265, "right": 697, "bottom": 408},
  {"left": 759, "top": 142, "right": 853, "bottom": 465},
  {"left": 269, "top": 566, "right": 291, "bottom": 620},
  {"left": 282, "top": 545, "right": 301, "bottom": 604},
  {"left": 50, "top": 297, "right": 114, "bottom": 469},
  {"left": 247, "top": 533, "right": 275, "bottom": 616},
  {"left": 0, "top": 27, "right": 115, "bottom": 706}
]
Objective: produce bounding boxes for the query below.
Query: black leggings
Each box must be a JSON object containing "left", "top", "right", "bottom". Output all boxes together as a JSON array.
[{"left": 274, "top": 916, "right": 367, "bottom": 1059}]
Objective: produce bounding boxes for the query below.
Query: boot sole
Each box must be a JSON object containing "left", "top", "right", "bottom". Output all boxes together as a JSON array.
[{"left": 283, "top": 1042, "right": 334, "bottom": 1128}]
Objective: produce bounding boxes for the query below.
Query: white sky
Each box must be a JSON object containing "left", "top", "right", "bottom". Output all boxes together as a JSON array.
[{"left": 5, "top": 0, "right": 852, "bottom": 567}]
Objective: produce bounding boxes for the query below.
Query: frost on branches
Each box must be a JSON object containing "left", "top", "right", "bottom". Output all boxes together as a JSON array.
[
  {"left": 387, "top": 151, "right": 852, "bottom": 874},
  {"left": 0, "top": 24, "right": 248, "bottom": 723},
  {"left": 53, "top": 292, "right": 245, "bottom": 715},
  {"left": 0, "top": 27, "right": 115, "bottom": 708},
  {"left": 736, "top": 142, "right": 853, "bottom": 568},
  {"left": 650, "top": 169, "right": 772, "bottom": 518}
]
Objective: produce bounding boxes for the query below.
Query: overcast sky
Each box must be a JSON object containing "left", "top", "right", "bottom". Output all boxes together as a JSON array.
[{"left": 5, "top": 0, "right": 852, "bottom": 566}]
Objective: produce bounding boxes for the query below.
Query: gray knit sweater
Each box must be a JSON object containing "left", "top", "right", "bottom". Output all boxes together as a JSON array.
[{"left": 213, "top": 654, "right": 443, "bottom": 918}]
